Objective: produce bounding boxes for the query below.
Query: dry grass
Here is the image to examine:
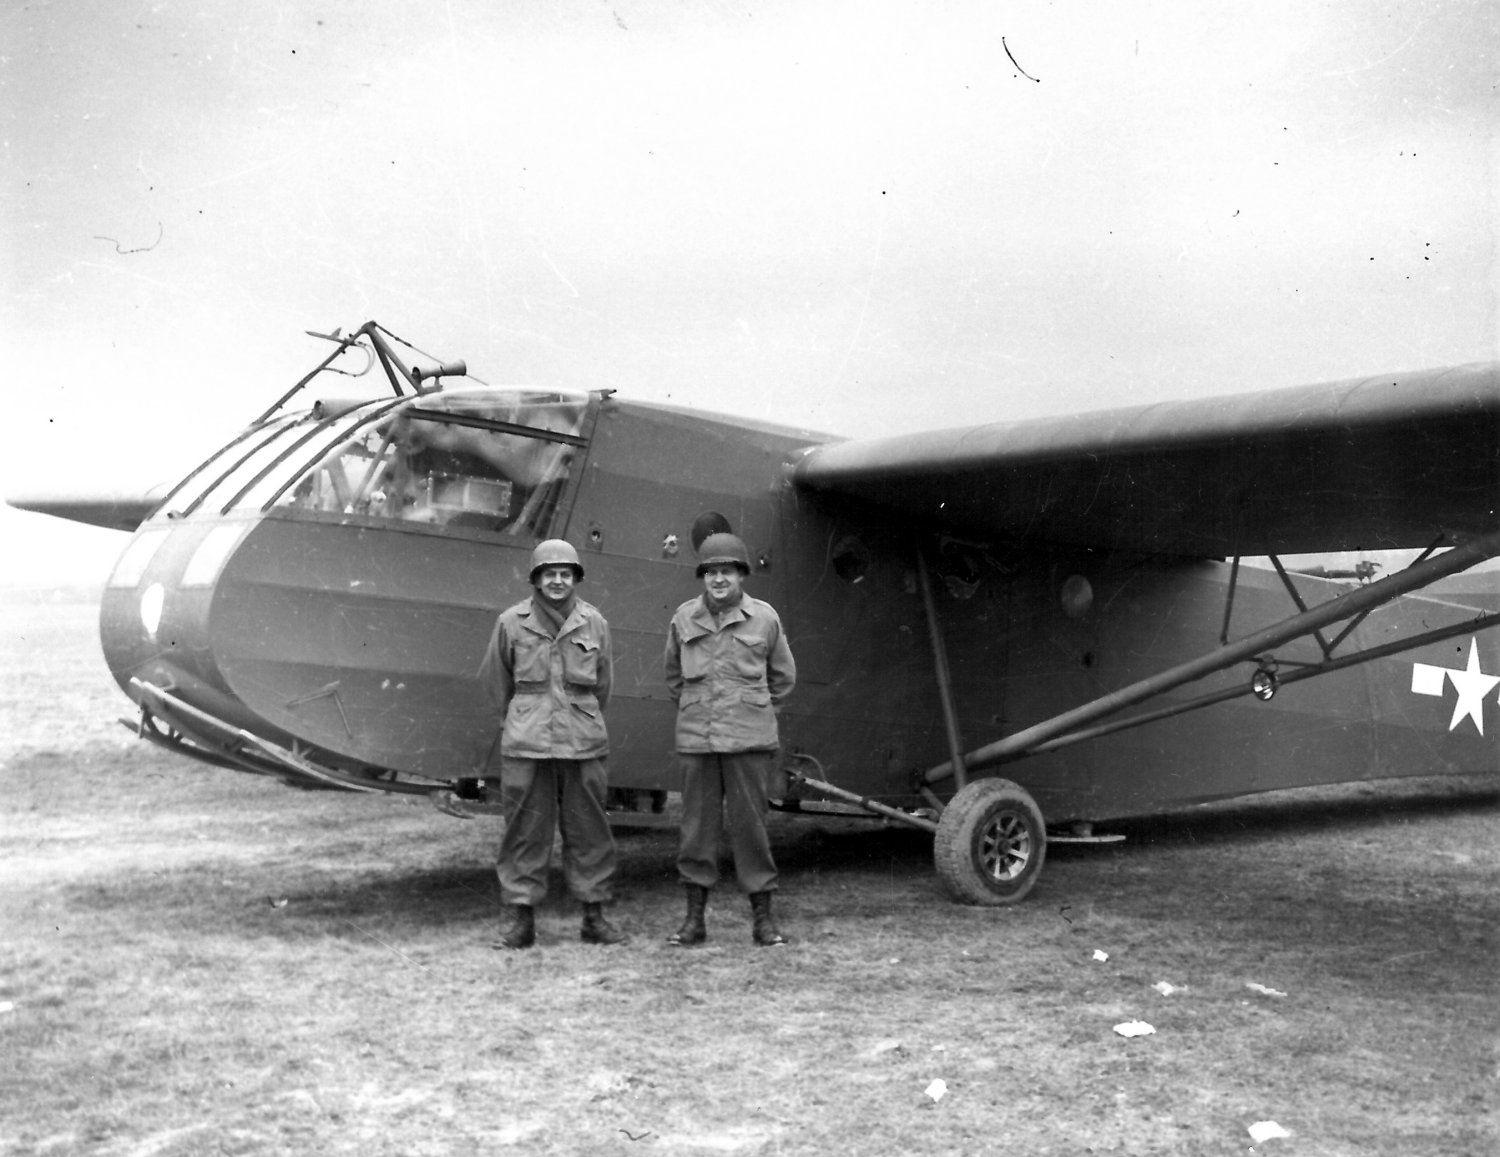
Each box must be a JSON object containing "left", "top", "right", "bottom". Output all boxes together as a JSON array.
[{"left": 1, "top": 593, "right": 1496, "bottom": 1156}]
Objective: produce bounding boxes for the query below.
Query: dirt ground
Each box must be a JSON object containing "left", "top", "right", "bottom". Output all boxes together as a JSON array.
[{"left": 1, "top": 593, "right": 1496, "bottom": 1156}]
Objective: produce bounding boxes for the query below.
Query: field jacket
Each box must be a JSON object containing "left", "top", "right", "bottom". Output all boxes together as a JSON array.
[
  {"left": 479, "top": 596, "right": 612, "bottom": 761},
  {"left": 664, "top": 594, "right": 796, "bottom": 753}
]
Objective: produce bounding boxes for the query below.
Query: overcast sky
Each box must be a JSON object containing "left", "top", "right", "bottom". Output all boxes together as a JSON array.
[{"left": 3, "top": 1, "right": 1495, "bottom": 585}]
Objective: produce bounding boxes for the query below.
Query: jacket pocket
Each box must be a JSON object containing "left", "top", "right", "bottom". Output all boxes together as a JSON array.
[
  {"left": 679, "top": 638, "right": 713, "bottom": 681},
  {"left": 562, "top": 637, "right": 600, "bottom": 684},
  {"left": 730, "top": 687, "right": 778, "bottom": 749},
  {"left": 503, "top": 694, "right": 544, "bottom": 741},
  {"left": 512, "top": 636, "right": 552, "bottom": 682},
  {"left": 731, "top": 632, "right": 768, "bottom": 678}
]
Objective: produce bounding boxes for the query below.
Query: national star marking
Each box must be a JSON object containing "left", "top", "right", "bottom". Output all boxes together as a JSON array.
[{"left": 1410, "top": 638, "right": 1500, "bottom": 737}]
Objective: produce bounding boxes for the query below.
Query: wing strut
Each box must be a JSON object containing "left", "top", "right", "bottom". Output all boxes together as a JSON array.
[
  {"left": 923, "top": 525, "right": 1500, "bottom": 785},
  {"left": 916, "top": 548, "right": 969, "bottom": 790},
  {"left": 1017, "top": 606, "right": 1500, "bottom": 757}
]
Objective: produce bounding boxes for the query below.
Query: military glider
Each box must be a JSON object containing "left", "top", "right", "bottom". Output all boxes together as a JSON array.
[{"left": 11, "top": 321, "right": 1499, "bottom": 903}]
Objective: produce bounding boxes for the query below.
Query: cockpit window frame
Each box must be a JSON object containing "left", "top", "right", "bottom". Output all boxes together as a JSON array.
[
  {"left": 249, "top": 389, "right": 601, "bottom": 542},
  {"left": 536, "top": 391, "right": 603, "bottom": 542},
  {"left": 215, "top": 396, "right": 409, "bottom": 515},
  {"left": 399, "top": 406, "right": 589, "bottom": 448},
  {"left": 152, "top": 415, "right": 299, "bottom": 521}
]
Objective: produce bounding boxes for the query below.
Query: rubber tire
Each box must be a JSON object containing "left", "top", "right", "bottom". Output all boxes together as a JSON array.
[{"left": 934, "top": 778, "right": 1047, "bottom": 905}]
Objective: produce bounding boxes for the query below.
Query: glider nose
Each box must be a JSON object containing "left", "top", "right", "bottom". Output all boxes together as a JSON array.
[{"left": 100, "top": 517, "right": 261, "bottom": 730}]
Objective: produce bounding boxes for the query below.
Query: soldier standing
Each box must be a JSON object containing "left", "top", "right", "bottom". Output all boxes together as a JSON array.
[
  {"left": 480, "top": 539, "right": 625, "bottom": 949},
  {"left": 663, "top": 533, "right": 797, "bottom": 947}
]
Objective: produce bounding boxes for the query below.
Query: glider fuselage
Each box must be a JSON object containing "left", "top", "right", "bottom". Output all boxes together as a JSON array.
[{"left": 98, "top": 390, "right": 1497, "bottom": 825}]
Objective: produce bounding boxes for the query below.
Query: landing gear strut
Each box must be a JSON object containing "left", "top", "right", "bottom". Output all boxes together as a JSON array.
[{"left": 934, "top": 778, "right": 1047, "bottom": 905}]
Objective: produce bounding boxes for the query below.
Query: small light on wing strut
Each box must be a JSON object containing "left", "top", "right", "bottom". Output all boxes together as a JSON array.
[{"left": 1251, "top": 667, "right": 1279, "bottom": 701}]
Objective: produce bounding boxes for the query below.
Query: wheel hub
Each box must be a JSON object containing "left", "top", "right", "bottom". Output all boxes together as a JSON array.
[{"left": 977, "top": 811, "right": 1033, "bottom": 882}]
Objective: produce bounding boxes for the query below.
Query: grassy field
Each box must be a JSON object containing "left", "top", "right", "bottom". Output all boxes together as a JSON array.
[{"left": 1, "top": 593, "right": 1496, "bottom": 1156}]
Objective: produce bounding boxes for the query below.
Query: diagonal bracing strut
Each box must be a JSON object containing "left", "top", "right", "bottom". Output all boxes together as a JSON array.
[{"left": 924, "top": 525, "right": 1500, "bottom": 785}]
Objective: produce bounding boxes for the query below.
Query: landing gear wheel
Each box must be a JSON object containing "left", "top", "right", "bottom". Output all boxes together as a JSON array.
[{"left": 934, "top": 778, "right": 1046, "bottom": 905}]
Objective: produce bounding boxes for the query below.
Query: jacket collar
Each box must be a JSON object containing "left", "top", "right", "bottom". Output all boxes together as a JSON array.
[
  {"left": 518, "top": 599, "right": 588, "bottom": 639},
  {"left": 683, "top": 594, "right": 752, "bottom": 638}
]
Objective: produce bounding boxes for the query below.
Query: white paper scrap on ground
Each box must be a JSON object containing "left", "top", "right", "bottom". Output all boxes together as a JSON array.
[
  {"left": 1152, "top": 981, "right": 1179, "bottom": 996},
  {"left": 0, "top": 1002, "right": 14, "bottom": 1014},
  {"left": 924, "top": 1079, "right": 947, "bottom": 1102},
  {"left": 1247, "top": 1120, "right": 1291, "bottom": 1143},
  {"left": 1092, "top": 949, "right": 1109, "bottom": 962},
  {"left": 1113, "top": 1020, "right": 1155, "bottom": 1037},
  {"left": 1246, "top": 983, "right": 1287, "bottom": 997}
]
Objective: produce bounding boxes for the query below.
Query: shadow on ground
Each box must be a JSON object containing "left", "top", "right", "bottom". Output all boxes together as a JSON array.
[
  {"left": 49, "top": 776, "right": 1498, "bottom": 947},
  {"left": 1109, "top": 778, "right": 1499, "bottom": 852}
]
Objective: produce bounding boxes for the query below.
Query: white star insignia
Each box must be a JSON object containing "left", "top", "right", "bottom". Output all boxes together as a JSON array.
[{"left": 1411, "top": 638, "right": 1500, "bottom": 736}]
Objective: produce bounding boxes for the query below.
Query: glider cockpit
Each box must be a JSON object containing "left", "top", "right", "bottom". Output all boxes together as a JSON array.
[{"left": 155, "top": 388, "right": 591, "bottom": 542}]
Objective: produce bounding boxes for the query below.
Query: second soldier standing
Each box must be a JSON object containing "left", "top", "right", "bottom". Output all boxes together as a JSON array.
[{"left": 663, "top": 533, "right": 796, "bottom": 947}]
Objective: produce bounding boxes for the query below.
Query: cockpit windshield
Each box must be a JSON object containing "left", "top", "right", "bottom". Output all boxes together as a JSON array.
[
  {"left": 153, "top": 388, "right": 591, "bottom": 540},
  {"left": 273, "top": 390, "right": 589, "bottom": 538}
]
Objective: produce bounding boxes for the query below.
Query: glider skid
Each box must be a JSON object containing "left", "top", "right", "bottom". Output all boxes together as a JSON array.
[{"left": 126, "top": 677, "right": 428, "bottom": 796}]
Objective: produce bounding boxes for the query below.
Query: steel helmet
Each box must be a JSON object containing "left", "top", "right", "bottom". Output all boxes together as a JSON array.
[
  {"left": 695, "top": 532, "right": 751, "bottom": 576},
  {"left": 529, "top": 538, "right": 584, "bottom": 582}
]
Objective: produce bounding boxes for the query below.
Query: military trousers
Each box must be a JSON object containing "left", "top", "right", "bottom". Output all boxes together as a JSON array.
[
  {"left": 676, "top": 750, "right": 778, "bottom": 895},
  {"left": 495, "top": 756, "right": 616, "bottom": 906}
]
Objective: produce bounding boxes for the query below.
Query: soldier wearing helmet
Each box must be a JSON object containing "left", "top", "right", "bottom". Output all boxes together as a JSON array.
[
  {"left": 478, "top": 538, "right": 624, "bottom": 949},
  {"left": 663, "top": 531, "right": 797, "bottom": 948}
]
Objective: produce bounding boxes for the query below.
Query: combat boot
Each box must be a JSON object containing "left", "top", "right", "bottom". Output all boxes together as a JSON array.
[
  {"left": 580, "top": 902, "right": 626, "bottom": 945},
  {"left": 666, "top": 883, "right": 709, "bottom": 947},
  {"left": 492, "top": 903, "right": 535, "bottom": 950},
  {"left": 750, "top": 891, "right": 787, "bottom": 947}
]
